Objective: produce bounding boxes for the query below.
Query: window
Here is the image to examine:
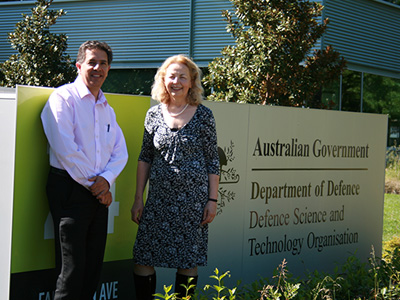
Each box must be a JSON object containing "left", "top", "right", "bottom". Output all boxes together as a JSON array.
[
  {"left": 318, "top": 70, "right": 400, "bottom": 146},
  {"left": 102, "top": 69, "right": 156, "bottom": 96}
]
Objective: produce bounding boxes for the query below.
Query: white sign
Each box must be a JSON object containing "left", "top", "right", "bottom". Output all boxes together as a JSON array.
[{"left": 204, "top": 101, "right": 387, "bottom": 286}]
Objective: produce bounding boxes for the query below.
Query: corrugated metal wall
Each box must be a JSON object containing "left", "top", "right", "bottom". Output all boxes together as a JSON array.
[
  {"left": 0, "top": 0, "right": 233, "bottom": 68},
  {"left": 323, "top": 0, "right": 400, "bottom": 78},
  {"left": 53, "top": 0, "right": 191, "bottom": 68},
  {"left": 0, "top": 0, "right": 399, "bottom": 77},
  {"left": 58, "top": 0, "right": 192, "bottom": 67},
  {"left": 192, "top": 0, "right": 233, "bottom": 63},
  {"left": 0, "top": 3, "right": 30, "bottom": 64}
]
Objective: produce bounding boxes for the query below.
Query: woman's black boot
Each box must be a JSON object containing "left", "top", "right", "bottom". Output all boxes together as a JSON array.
[
  {"left": 133, "top": 272, "right": 156, "bottom": 300},
  {"left": 174, "top": 273, "right": 198, "bottom": 299}
]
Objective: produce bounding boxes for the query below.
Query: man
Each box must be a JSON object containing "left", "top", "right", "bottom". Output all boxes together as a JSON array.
[{"left": 41, "top": 40, "right": 128, "bottom": 300}]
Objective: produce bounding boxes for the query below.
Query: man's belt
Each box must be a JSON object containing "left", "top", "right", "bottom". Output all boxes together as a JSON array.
[{"left": 50, "top": 167, "right": 70, "bottom": 178}]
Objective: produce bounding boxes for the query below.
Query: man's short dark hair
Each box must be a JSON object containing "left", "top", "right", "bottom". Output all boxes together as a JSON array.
[{"left": 76, "top": 41, "right": 113, "bottom": 65}]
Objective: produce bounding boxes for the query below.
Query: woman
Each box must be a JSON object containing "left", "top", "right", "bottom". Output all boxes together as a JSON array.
[{"left": 131, "top": 54, "right": 220, "bottom": 300}]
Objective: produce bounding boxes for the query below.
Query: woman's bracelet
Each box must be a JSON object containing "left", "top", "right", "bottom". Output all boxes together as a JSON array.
[{"left": 208, "top": 198, "right": 218, "bottom": 202}]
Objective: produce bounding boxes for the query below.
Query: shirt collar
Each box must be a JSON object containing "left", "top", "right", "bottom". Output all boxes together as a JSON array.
[{"left": 75, "top": 76, "right": 108, "bottom": 106}]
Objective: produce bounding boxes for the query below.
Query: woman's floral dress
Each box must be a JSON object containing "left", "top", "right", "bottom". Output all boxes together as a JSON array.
[{"left": 133, "top": 104, "right": 220, "bottom": 269}]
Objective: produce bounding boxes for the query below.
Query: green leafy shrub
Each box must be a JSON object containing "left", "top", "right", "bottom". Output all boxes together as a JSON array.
[
  {"left": 384, "top": 236, "right": 400, "bottom": 257},
  {"left": 203, "top": 0, "right": 346, "bottom": 107},
  {"left": 0, "top": 0, "right": 76, "bottom": 88},
  {"left": 154, "top": 245, "right": 400, "bottom": 299}
]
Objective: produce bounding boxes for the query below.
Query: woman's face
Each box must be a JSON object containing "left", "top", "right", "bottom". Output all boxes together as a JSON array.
[{"left": 164, "top": 62, "right": 192, "bottom": 102}]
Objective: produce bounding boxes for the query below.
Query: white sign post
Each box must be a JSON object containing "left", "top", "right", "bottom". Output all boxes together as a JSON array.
[{"left": 0, "top": 88, "right": 17, "bottom": 300}]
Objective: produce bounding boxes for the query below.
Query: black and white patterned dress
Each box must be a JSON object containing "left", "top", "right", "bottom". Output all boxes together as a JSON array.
[{"left": 133, "top": 103, "right": 220, "bottom": 269}]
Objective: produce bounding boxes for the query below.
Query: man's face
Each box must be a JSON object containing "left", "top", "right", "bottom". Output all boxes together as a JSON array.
[{"left": 76, "top": 48, "right": 110, "bottom": 97}]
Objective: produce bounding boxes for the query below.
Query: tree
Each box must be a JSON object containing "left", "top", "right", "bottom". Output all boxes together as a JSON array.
[
  {"left": 203, "top": 0, "right": 346, "bottom": 107},
  {"left": 0, "top": 0, "right": 76, "bottom": 88},
  {"left": 363, "top": 74, "right": 400, "bottom": 119}
]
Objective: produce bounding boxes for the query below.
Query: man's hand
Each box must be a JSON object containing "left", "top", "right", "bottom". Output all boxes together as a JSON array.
[
  {"left": 89, "top": 176, "right": 110, "bottom": 197},
  {"left": 89, "top": 176, "right": 112, "bottom": 207},
  {"left": 98, "top": 190, "right": 112, "bottom": 207}
]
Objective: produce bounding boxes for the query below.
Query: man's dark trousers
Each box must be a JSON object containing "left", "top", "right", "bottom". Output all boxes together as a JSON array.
[{"left": 46, "top": 168, "right": 108, "bottom": 300}]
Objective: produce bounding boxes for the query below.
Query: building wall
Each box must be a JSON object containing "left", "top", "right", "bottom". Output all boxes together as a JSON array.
[
  {"left": 0, "top": 0, "right": 234, "bottom": 68},
  {"left": 323, "top": 0, "right": 400, "bottom": 79},
  {"left": 0, "top": 0, "right": 399, "bottom": 76}
]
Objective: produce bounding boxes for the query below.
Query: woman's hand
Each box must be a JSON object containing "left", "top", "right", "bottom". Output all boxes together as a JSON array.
[
  {"left": 131, "top": 196, "right": 144, "bottom": 224},
  {"left": 201, "top": 200, "right": 217, "bottom": 225},
  {"left": 131, "top": 161, "right": 150, "bottom": 225}
]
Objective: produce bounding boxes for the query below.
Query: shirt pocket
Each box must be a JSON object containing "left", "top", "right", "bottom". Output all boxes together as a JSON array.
[{"left": 104, "top": 124, "right": 117, "bottom": 152}]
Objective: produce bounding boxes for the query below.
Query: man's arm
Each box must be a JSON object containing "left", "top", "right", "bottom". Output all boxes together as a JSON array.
[
  {"left": 41, "top": 91, "right": 95, "bottom": 188},
  {"left": 94, "top": 122, "right": 128, "bottom": 188}
]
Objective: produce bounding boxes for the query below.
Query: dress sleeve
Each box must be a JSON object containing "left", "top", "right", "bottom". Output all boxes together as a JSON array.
[
  {"left": 138, "top": 109, "right": 155, "bottom": 164},
  {"left": 201, "top": 106, "right": 220, "bottom": 175}
]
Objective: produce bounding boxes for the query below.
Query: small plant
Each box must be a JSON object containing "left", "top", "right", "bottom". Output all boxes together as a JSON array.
[
  {"left": 154, "top": 285, "right": 177, "bottom": 300},
  {"left": 153, "top": 242, "right": 400, "bottom": 299},
  {"left": 375, "top": 245, "right": 400, "bottom": 299},
  {"left": 154, "top": 269, "right": 237, "bottom": 300},
  {"left": 180, "top": 277, "right": 198, "bottom": 300},
  {"left": 310, "top": 274, "right": 342, "bottom": 300},
  {"left": 235, "top": 277, "right": 268, "bottom": 300},
  {"left": 154, "top": 277, "right": 197, "bottom": 300},
  {"left": 203, "top": 268, "right": 237, "bottom": 300},
  {"left": 259, "top": 259, "right": 300, "bottom": 300}
]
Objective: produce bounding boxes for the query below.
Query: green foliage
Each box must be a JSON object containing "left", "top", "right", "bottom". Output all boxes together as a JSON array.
[
  {"left": 257, "top": 248, "right": 400, "bottom": 300},
  {"left": 153, "top": 246, "right": 400, "bottom": 300},
  {"left": 203, "top": 0, "right": 346, "bottom": 107},
  {"left": 363, "top": 74, "right": 400, "bottom": 119},
  {"left": 382, "top": 194, "right": 400, "bottom": 242},
  {"left": 235, "top": 277, "right": 267, "bottom": 300},
  {"left": 384, "top": 236, "right": 400, "bottom": 257},
  {"left": 296, "top": 269, "right": 342, "bottom": 300},
  {"left": 154, "top": 188, "right": 400, "bottom": 300},
  {"left": 155, "top": 269, "right": 237, "bottom": 300},
  {"left": 102, "top": 68, "right": 156, "bottom": 95},
  {"left": 259, "top": 259, "right": 300, "bottom": 300},
  {"left": 334, "top": 252, "right": 374, "bottom": 298},
  {"left": 0, "top": 0, "right": 76, "bottom": 88},
  {"left": 340, "top": 71, "right": 400, "bottom": 117},
  {"left": 154, "top": 284, "right": 177, "bottom": 300},
  {"left": 203, "top": 268, "right": 237, "bottom": 300},
  {"left": 385, "top": 146, "right": 400, "bottom": 177}
]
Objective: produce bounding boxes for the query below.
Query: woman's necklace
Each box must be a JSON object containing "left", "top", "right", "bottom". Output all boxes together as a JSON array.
[{"left": 166, "top": 103, "right": 189, "bottom": 117}]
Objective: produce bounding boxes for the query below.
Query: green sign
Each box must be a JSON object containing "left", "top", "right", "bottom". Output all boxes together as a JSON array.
[{"left": 12, "top": 86, "right": 150, "bottom": 273}]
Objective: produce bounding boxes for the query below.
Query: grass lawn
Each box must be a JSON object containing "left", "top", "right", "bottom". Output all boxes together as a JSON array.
[{"left": 383, "top": 193, "right": 400, "bottom": 242}]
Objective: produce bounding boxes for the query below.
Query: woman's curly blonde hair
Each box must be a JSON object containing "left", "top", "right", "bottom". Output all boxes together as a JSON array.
[{"left": 151, "top": 54, "right": 204, "bottom": 105}]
